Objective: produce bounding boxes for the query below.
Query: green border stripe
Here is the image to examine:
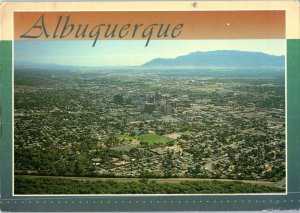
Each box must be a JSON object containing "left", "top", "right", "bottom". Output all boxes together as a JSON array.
[
  {"left": 0, "top": 41, "right": 13, "bottom": 199},
  {"left": 287, "top": 39, "right": 300, "bottom": 192}
]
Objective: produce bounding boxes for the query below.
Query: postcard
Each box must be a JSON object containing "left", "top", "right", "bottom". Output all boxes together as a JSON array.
[{"left": 0, "top": 1, "right": 300, "bottom": 211}]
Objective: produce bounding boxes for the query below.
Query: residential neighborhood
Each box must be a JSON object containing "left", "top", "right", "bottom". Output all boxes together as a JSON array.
[{"left": 14, "top": 68, "right": 286, "bottom": 186}]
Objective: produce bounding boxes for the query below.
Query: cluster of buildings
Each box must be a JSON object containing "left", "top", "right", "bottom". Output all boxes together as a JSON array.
[{"left": 113, "top": 92, "right": 180, "bottom": 114}]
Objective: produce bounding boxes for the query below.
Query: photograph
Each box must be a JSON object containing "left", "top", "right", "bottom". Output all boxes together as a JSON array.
[{"left": 14, "top": 39, "right": 286, "bottom": 194}]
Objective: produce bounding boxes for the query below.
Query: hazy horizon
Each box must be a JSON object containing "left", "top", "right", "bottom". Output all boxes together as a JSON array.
[{"left": 15, "top": 40, "right": 286, "bottom": 67}]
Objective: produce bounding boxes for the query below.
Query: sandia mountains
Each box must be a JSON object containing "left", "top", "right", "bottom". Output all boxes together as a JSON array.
[{"left": 142, "top": 50, "right": 285, "bottom": 68}]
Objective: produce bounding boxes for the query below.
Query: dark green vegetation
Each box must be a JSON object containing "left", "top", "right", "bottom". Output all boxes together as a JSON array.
[
  {"left": 14, "top": 68, "right": 286, "bottom": 193},
  {"left": 15, "top": 176, "right": 284, "bottom": 194}
]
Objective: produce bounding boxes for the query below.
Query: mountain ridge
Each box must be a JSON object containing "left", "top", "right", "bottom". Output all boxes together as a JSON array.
[{"left": 142, "top": 50, "right": 285, "bottom": 68}]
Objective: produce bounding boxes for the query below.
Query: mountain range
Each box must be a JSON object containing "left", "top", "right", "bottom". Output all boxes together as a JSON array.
[{"left": 142, "top": 50, "right": 285, "bottom": 68}]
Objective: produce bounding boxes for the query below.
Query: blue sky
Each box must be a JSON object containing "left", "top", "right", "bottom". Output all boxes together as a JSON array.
[{"left": 14, "top": 40, "right": 286, "bottom": 67}]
